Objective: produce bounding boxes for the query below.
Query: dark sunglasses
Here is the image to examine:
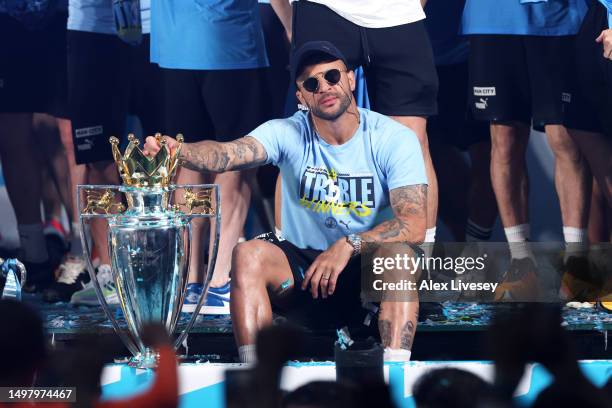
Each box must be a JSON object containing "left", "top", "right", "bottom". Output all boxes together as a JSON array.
[{"left": 301, "top": 68, "right": 345, "bottom": 93}]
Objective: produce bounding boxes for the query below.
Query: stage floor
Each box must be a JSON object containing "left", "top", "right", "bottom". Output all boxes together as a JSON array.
[
  {"left": 99, "top": 360, "right": 612, "bottom": 408},
  {"left": 26, "top": 293, "right": 611, "bottom": 361}
]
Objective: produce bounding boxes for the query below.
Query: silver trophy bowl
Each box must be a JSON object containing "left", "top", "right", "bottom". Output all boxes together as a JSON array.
[{"left": 78, "top": 183, "right": 220, "bottom": 368}]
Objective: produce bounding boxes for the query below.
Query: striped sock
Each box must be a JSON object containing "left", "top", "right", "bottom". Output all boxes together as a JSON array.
[{"left": 466, "top": 219, "right": 492, "bottom": 242}]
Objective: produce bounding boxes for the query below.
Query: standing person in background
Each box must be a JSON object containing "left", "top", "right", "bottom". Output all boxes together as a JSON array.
[
  {"left": 0, "top": 1, "right": 69, "bottom": 292},
  {"left": 424, "top": 0, "right": 497, "bottom": 243},
  {"left": 45, "top": 0, "right": 164, "bottom": 305},
  {"left": 462, "top": 0, "right": 592, "bottom": 290},
  {"left": 290, "top": 0, "right": 439, "bottom": 256},
  {"left": 150, "top": 0, "right": 272, "bottom": 315},
  {"left": 567, "top": 0, "right": 612, "bottom": 209}
]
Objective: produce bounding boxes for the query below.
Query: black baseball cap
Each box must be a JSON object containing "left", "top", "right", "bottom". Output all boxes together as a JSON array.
[{"left": 291, "top": 41, "right": 348, "bottom": 82}]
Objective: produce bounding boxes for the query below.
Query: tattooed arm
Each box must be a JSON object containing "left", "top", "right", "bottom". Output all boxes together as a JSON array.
[
  {"left": 144, "top": 136, "right": 268, "bottom": 173},
  {"left": 180, "top": 137, "right": 268, "bottom": 173},
  {"left": 359, "top": 184, "right": 428, "bottom": 245}
]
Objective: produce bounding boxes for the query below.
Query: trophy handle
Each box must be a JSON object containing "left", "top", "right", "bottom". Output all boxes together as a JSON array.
[
  {"left": 77, "top": 185, "right": 141, "bottom": 357},
  {"left": 174, "top": 184, "right": 222, "bottom": 348}
]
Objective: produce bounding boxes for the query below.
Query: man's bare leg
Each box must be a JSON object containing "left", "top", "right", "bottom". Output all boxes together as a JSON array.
[
  {"left": 87, "top": 161, "right": 119, "bottom": 266},
  {"left": 57, "top": 118, "right": 87, "bottom": 257},
  {"left": 0, "top": 113, "right": 50, "bottom": 288},
  {"left": 546, "top": 125, "right": 590, "bottom": 258},
  {"left": 374, "top": 242, "right": 420, "bottom": 360},
  {"left": 391, "top": 116, "right": 438, "bottom": 243},
  {"left": 569, "top": 130, "right": 612, "bottom": 208},
  {"left": 490, "top": 122, "right": 530, "bottom": 228},
  {"left": 210, "top": 170, "right": 253, "bottom": 287},
  {"left": 176, "top": 168, "right": 209, "bottom": 284},
  {"left": 230, "top": 239, "right": 294, "bottom": 361},
  {"left": 179, "top": 167, "right": 252, "bottom": 289},
  {"left": 33, "top": 113, "right": 73, "bottom": 220},
  {"left": 378, "top": 301, "right": 419, "bottom": 351},
  {"left": 466, "top": 140, "right": 498, "bottom": 242},
  {"left": 490, "top": 122, "right": 533, "bottom": 261}
]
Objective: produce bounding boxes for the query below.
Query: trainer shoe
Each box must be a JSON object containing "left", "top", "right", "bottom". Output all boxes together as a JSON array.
[
  {"left": 42, "top": 256, "right": 90, "bottom": 303},
  {"left": 71, "top": 264, "right": 119, "bottom": 306},
  {"left": 493, "top": 258, "right": 540, "bottom": 302},
  {"left": 182, "top": 281, "right": 231, "bottom": 315},
  {"left": 559, "top": 256, "right": 602, "bottom": 302}
]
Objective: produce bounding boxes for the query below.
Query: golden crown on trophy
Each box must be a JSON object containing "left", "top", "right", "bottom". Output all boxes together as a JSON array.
[{"left": 110, "top": 133, "right": 184, "bottom": 188}]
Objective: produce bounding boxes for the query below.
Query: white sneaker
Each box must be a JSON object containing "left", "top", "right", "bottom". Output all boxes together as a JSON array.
[{"left": 70, "top": 264, "right": 119, "bottom": 306}]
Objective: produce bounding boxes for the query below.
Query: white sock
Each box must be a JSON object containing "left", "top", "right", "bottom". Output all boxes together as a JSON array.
[
  {"left": 424, "top": 227, "right": 436, "bottom": 243},
  {"left": 18, "top": 223, "right": 49, "bottom": 263},
  {"left": 238, "top": 344, "right": 257, "bottom": 364},
  {"left": 275, "top": 227, "right": 283, "bottom": 238},
  {"left": 419, "top": 227, "right": 436, "bottom": 259},
  {"left": 563, "top": 227, "right": 588, "bottom": 259},
  {"left": 504, "top": 224, "right": 530, "bottom": 242},
  {"left": 383, "top": 348, "right": 411, "bottom": 362},
  {"left": 466, "top": 219, "right": 492, "bottom": 242},
  {"left": 504, "top": 224, "right": 534, "bottom": 260}
]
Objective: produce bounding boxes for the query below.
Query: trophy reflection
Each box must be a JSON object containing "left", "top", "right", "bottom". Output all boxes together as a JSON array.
[{"left": 78, "top": 134, "right": 220, "bottom": 368}]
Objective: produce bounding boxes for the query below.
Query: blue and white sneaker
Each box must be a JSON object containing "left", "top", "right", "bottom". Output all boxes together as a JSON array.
[{"left": 182, "top": 281, "right": 231, "bottom": 315}]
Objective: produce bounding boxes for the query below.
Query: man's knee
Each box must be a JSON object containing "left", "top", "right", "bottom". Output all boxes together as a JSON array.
[
  {"left": 232, "top": 240, "right": 268, "bottom": 285},
  {"left": 546, "top": 127, "right": 582, "bottom": 163},
  {"left": 491, "top": 132, "right": 526, "bottom": 163}
]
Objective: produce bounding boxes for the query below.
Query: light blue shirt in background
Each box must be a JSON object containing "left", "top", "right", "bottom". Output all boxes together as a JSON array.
[
  {"left": 68, "top": 0, "right": 151, "bottom": 34},
  {"left": 150, "top": 0, "right": 268, "bottom": 70},
  {"left": 250, "top": 109, "right": 428, "bottom": 251},
  {"left": 462, "top": 0, "right": 590, "bottom": 36}
]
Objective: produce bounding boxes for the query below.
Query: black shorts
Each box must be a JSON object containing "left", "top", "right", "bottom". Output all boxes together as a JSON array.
[
  {"left": 292, "top": 0, "right": 438, "bottom": 117},
  {"left": 427, "top": 62, "right": 489, "bottom": 150},
  {"left": 68, "top": 31, "right": 164, "bottom": 165},
  {"left": 468, "top": 35, "right": 581, "bottom": 130},
  {"left": 256, "top": 232, "right": 368, "bottom": 329},
  {"left": 566, "top": 2, "right": 612, "bottom": 137},
  {"left": 0, "top": 13, "right": 68, "bottom": 116},
  {"left": 162, "top": 68, "right": 271, "bottom": 143}
]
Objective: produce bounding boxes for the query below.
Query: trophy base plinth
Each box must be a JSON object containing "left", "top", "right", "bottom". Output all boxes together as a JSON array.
[{"left": 128, "top": 348, "right": 159, "bottom": 369}]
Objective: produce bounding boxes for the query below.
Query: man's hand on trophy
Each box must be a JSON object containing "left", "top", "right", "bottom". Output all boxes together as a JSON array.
[{"left": 144, "top": 135, "right": 179, "bottom": 157}]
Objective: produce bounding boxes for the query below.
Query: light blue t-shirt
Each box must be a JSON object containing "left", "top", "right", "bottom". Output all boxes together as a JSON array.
[
  {"left": 425, "top": 0, "right": 469, "bottom": 65},
  {"left": 68, "top": 0, "right": 151, "bottom": 34},
  {"left": 462, "top": 0, "right": 590, "bottom": 36},
  {"left": 250, "top": 109, "right": 428, "bottom": 251},
  {"left": 150, "top": 0, "right": 269, "bottom": 70},
  {"left": 600, "top": 0, "right": 612, "bottom": 27}
]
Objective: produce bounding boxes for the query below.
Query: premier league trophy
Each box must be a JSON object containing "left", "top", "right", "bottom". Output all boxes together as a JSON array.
[{"left": 78, "top": 134, "right": 220, "bottom": 368}]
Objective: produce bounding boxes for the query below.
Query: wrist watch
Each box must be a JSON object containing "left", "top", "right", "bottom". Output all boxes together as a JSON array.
[{"left": 346, "top": 234, "right": 362, "bottom": 257}]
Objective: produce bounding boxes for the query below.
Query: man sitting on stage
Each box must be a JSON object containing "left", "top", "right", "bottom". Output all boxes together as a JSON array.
[{"left": 145, "top": 41, "right": 428, "bottom": 363}]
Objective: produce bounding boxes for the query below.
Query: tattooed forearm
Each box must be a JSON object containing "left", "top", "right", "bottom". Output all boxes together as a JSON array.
[
  {"left": 360, "top": 184, "right": 427, "bottom": 244},
  {"left": 179, "top": 136, "right": 268, "bottom": 173}
]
